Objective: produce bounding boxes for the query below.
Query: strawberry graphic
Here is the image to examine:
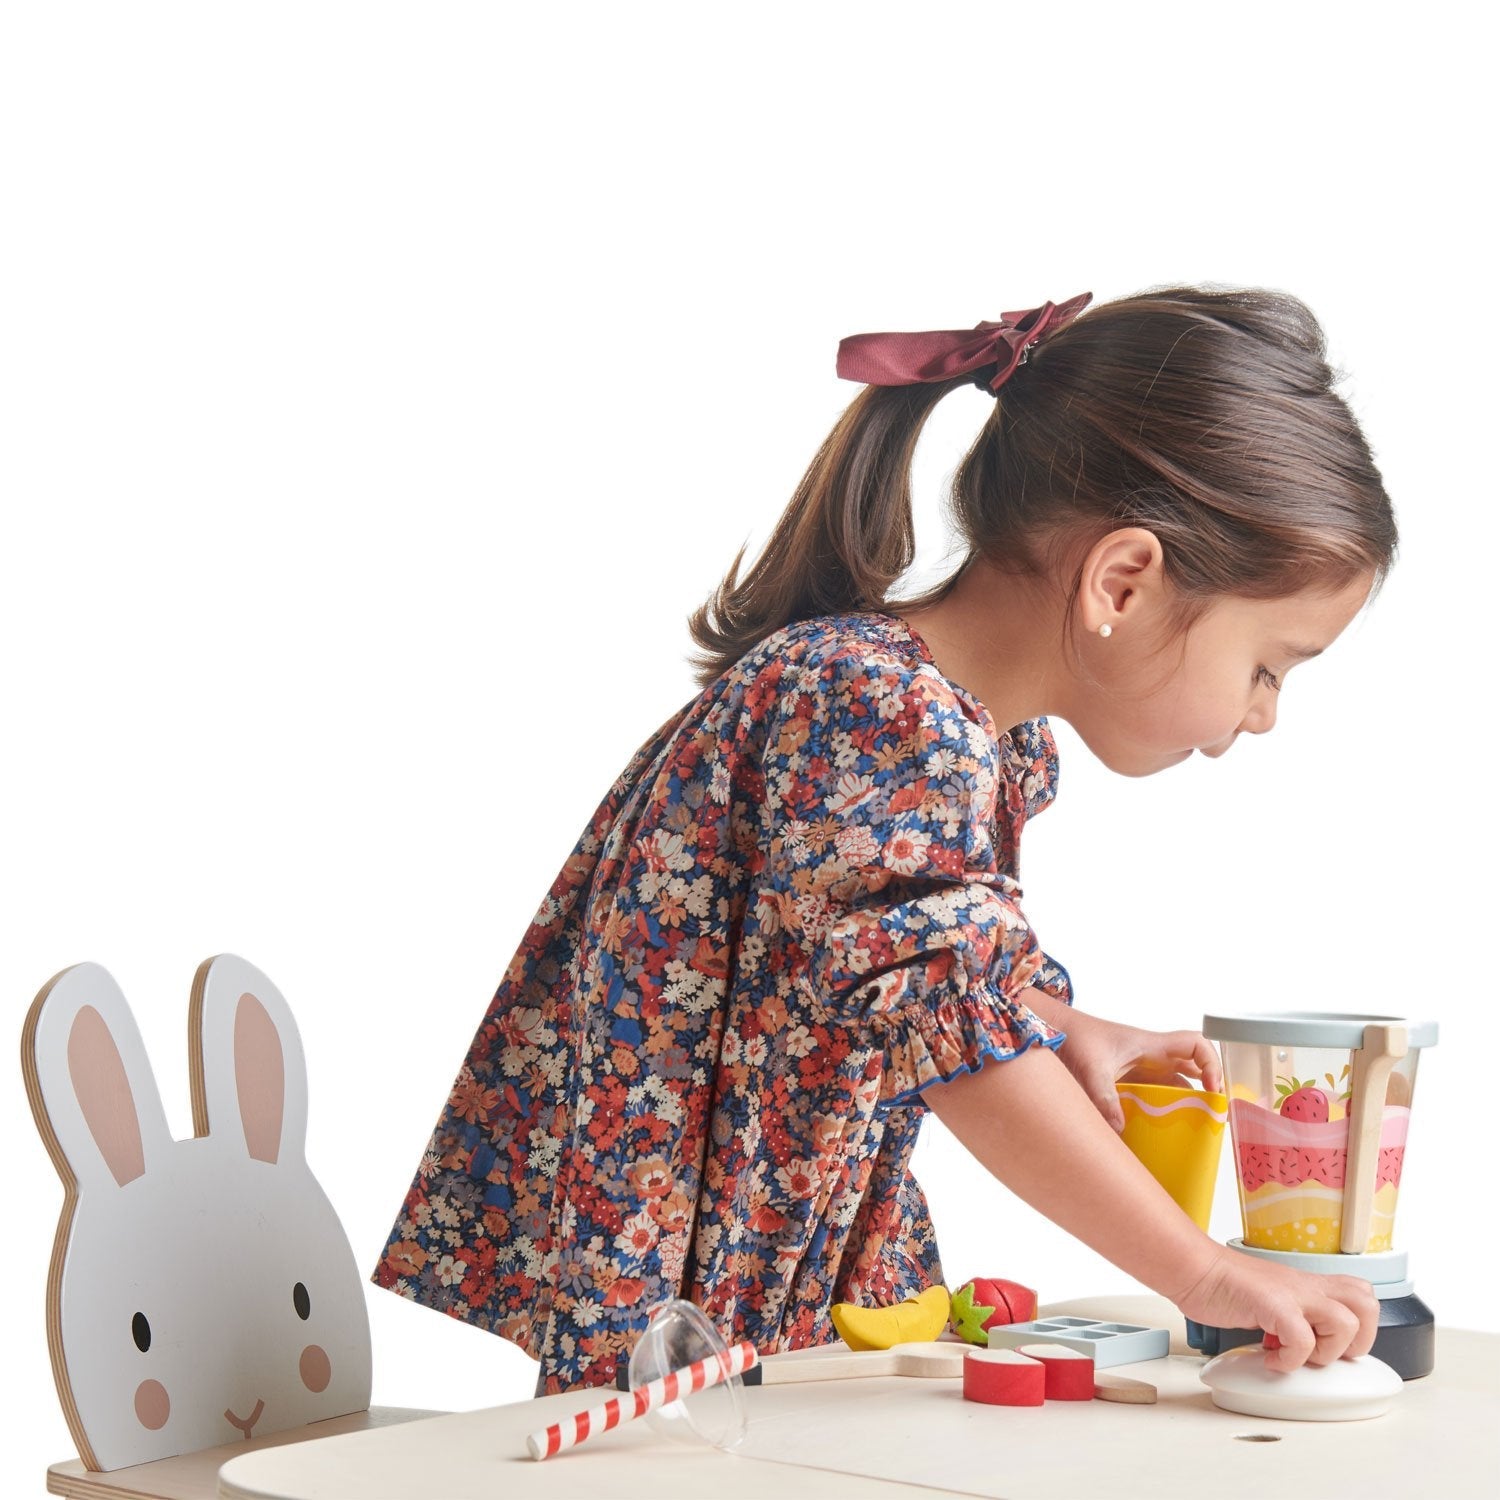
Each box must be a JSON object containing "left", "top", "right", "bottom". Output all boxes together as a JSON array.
[
  {"left": 1238, "top": 1142, "right": 1276, "bottom": 1191},
  {"left": 1275, "top": 1075, "right": 1330, "bottom": 1123},
  {"left": 1291, "top": 1146, "right": 1345, "bottom": 1187},
  {"left": 1378, "top": 1145, "right": 1406, "bottom": 1188}
]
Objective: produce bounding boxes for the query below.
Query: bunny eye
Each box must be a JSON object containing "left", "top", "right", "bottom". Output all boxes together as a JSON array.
[
  {"left": 293, "top": 1282, "right": 311, "bottom": 1321},
  {"left": 132, "top": 1312, "right": 151, "bottom": 1353}
]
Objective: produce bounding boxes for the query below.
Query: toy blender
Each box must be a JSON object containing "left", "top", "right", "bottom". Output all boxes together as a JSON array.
[{"left": 1186, "top": 1011, "right": 1438, "bottom": 1379}]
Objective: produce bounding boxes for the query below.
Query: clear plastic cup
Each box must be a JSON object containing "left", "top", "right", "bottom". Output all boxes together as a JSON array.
[{"left": 627, "top": 1299, "right": 748, "bottom": 1452}]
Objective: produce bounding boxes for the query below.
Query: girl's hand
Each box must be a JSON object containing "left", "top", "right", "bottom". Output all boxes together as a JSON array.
[
  {"left": 1039, "top": 1005, "right": 1223, "bottom": 1131},
  {"left": 1174, "top": 1244, "right": 1380, "bottom": 1371}
]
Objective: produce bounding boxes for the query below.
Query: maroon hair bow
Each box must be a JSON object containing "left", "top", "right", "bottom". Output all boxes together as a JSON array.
[{"left": 836, "top": 291, "right": 1093, "bottom": 393}]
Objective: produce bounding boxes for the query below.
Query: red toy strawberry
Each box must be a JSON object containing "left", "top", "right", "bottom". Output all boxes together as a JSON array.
[
  {"left": 1275, "top": 1074, "right": 1330, "bottom": 1123},
  {"left": 949, "top": 1277, "right": 1039, "bottom": 1345}
]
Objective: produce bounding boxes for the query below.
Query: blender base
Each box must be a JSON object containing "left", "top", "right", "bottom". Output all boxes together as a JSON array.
[{"left": 1183, "top": 1241, "right": 1434, "bottom": 1379}]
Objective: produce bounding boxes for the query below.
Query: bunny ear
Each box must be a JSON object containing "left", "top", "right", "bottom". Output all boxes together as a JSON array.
[
  {"left": 23, "top": 964, "right": 174, "bottom": 1196},
  {"left": 189, "top": 954, "right": 309, "bottom": 1163}
]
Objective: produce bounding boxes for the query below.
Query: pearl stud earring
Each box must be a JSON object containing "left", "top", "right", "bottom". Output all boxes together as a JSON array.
[{"left": 1098, "top": 623, "right": 1113, "bottom": 638}]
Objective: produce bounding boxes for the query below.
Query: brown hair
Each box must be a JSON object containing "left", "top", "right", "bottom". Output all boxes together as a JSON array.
[{"left": 686, "top": 284, "right": 1397, "bottom": 687}]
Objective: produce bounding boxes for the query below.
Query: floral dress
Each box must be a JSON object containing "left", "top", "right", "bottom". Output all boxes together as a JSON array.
[{"left": 373, "top": 609, "right": 1073, "bottom": 1393}]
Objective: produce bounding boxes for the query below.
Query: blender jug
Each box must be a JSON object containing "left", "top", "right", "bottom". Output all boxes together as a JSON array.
[
  {"left": 1190, "top": 1011, "right": 1439, "bottom": 1379},
  {"left": 1212, "top": 1013, "right": 1431, "bottom": 1254}
]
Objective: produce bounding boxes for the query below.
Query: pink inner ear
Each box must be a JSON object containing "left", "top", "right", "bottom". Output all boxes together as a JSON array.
[
  {"left": 67, "top": 1005, "right": 146, "bottom": 1187},
  {"left": 234, "top": 992, "right": 285, "bottom": 1164}
]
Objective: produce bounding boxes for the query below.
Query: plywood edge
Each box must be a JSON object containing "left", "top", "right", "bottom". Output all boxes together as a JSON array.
[
  {"left": 24, "top": 968, "right": 102, "bottom": 1472},
  {"left": 187, "top": 956, "right": 216, "bottom": 1138},
  {"left": 48, "top": 1458, "right": 180, "bottom": 1500}
]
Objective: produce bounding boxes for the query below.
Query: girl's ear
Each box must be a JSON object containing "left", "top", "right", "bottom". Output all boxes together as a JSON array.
[
  {"left": 23, "top": 964, "right": 174, "bottom": 1196},
  {"left": 190, "top": 954, "right": 309, "bottom": 1164},
  {"left": 1078, "top": 526, "right": 1166, "bottom": 633}
]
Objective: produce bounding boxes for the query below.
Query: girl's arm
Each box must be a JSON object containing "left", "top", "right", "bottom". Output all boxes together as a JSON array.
[{"left": 923, "top": 1043, "right": 1379, "bottom": 1371}]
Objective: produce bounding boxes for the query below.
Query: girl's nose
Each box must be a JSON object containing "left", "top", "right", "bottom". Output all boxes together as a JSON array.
[{"left": 1240, "top": 693, "right": 1278, "bottom": 735}]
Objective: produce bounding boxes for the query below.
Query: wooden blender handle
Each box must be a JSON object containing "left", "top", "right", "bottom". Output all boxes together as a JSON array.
[{"left": 1340, "top": 1022, "right": 1408, "bottom": 1253}]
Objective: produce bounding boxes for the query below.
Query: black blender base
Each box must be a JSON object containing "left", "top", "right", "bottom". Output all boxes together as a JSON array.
[{"left": 1185, "top": 1292, "right": 1434, "bottom": 1379}]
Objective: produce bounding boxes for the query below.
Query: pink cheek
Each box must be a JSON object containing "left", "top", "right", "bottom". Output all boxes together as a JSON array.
[
  {"left": 300, "top": 1344, "right": 331, "bottom": 1393},
  {"left": 134, "top": 1379, "right": 170, "bottom": 1430}
]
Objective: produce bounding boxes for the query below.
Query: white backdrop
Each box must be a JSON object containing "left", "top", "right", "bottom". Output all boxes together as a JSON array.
[{"left": 3, "top": 3, "right": 1492, "bottom": 1490}]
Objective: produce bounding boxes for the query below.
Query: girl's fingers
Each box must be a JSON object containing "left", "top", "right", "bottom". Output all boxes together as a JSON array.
[
  {"left": 1153, "top": 1032, "right": 1224, "bottom": 1094},
  {"left": 1114, "top": 1030, "right": 1225, "bottom": 1096},
  {"left": 1194, "top": 1036, "right": 1224, "bottom": 1094},
  {"left": 1264, "top": 1279, "right": 1376, "bottom": 1370},
  {"left": 1080, "top": 1067, "right": 1126, "bottom": 1130},
  {"left": 1307, "top": 1300, "right": 1361, "bottom": 1366},
  {"left": 1333, "top": 1277, "right": 1381, "bottom": 1359},
  {"left": 1263, "top": 1316, "right": 1314, "bottom": 1373}
]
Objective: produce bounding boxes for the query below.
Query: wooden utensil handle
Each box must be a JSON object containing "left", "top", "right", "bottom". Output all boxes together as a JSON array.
[
  {"left": 1340, "top": 1023, "right": 1408, "bottom": 1254},
  {"left": 755, "top": 1346, "right": 894, "bottom": 1384}
]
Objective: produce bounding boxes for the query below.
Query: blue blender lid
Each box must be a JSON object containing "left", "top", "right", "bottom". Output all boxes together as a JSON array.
[{"left": 1201, "top": 1011, "right": 1438, "bottom": 1048}]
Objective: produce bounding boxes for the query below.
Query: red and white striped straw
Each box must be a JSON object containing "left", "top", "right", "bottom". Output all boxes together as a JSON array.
[{"left": 526, "top": 1338, "right": 759, "bottom": 1461}]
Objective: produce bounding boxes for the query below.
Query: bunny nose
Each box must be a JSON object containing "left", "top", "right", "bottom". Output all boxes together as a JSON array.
[{"left": 224, "top": 1397, "right": 265, "bottom": 1440}]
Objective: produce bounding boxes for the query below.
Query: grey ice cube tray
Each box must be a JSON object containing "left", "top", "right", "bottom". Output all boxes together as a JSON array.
[{"left": 984, "top": 1316, "right": 1169, "bottom": 1369}]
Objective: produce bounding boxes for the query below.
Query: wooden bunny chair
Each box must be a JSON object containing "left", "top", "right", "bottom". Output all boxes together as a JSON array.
[{"left": 23, "top": 954, "right": 435, "bottom": 1499}]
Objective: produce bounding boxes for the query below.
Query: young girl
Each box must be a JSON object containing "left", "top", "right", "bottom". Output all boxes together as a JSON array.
[{"left": 374, "top": 285, "right": 1392, "bottom": 1395}]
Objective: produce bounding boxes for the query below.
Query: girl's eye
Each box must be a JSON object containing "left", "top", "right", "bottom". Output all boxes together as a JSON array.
[{"left": 1255, "top": 665, "right": 1282, "bottom": 692}]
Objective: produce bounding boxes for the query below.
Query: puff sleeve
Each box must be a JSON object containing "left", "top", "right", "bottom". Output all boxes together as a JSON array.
[{"left": 761, "top": 651, "right": 1067, "bottom": 1108}]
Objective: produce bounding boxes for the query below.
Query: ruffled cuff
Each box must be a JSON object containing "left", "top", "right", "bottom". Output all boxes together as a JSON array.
[
  {"left": 874, "top": 980, "right": 1067, "bottom": 1111},
  {"left": 1029, "top": 949, "right": 1075, "bottom": 1008}
]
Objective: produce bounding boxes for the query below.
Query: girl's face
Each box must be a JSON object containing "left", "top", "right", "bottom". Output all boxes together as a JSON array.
[{"left": 1068, "top": 573, "right": 1375, "bottom": 779}]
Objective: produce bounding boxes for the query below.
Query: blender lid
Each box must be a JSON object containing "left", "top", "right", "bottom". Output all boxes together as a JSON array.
[{"left": 1201, "top": 1011, "right": 1438, "bottom": 1048}]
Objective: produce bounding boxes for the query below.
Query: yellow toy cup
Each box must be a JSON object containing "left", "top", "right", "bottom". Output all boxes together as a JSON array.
[{"left": 1115, "top": 1082, "right": 1228, "bottom": 1231}]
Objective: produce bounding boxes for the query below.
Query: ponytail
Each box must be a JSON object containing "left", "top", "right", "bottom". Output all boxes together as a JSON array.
[{"left": 685, "top": 377, "right": 969, "bottom": 684}]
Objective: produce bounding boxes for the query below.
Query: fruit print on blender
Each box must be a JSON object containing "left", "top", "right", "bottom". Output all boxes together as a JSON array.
[{"left": 1233, "top": 1064, "right": 1406, "bottom": 1253}]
